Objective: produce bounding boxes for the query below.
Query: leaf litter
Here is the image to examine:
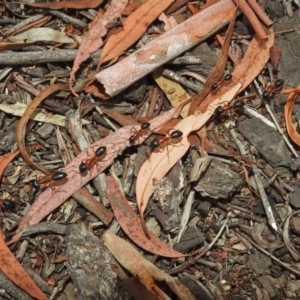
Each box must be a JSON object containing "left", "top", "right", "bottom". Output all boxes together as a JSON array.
[
  {"left": 2, "top": 1, "right": 298, "bottom": 299},
  {"left": 9, "top": 100, "right": 189, "bottom": 244},
  {"left": 103, "top": 231, "right": 197, "bottom": 300}
]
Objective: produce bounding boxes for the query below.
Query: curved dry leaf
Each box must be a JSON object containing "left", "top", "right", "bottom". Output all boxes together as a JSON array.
[
  {"left": 0, "top": 230, "right": 47, "bottom": 300},
  {"left": 8, "top": 28, "right": 74, "bottom": 43},
  {"left": 0, "top": 102, "right": 90, "bottom": 126},
  {"left": 103, "top": 231, "right": 197, "bottom": 300},
  {"left": 284, "top": 89, "right": 300, "bottom": 146},
  {"left": 15, "top": 83, "right": 68, "bottom": 175},
  {"left": 106, "top": 176, "right": 194, "bottom": 257},
  {"left": 282, "top": 88, "right": 300, "bottom": 94},
  {"left": 152, "top": 68, "right": 191, "bottom": 118},
  {"left": 188, "top": 5, "right": 238, "bottom": 114},
  {"left": 9, "top": 102, "right": 188, "bottom": 244},
  {"left": 0, "top": 152, "right": 20, "bottom": 181},
  {"left": 99, "top": 0, "right": 174, "bottom": 65},
  {"left": 197, "top": 28, "right": 274, "bottom": 113},
  {"left": 283, "top": 210, "right": 300, "bottom": 260},
  {"left": 270, "top": 45, "right": 282, "bottom": 72},
  {"left": 136, "top": 84, "right": 241, "bottom": 218}
]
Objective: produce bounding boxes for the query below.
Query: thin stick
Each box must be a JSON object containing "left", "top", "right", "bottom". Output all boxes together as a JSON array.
[
  {"left": 232, "top": 0, "right": 268, "bottom": 42},
  {"left": 0, "top": 50, "right": 101, "bottom": 66},
  {"left": 246, "top": 0, "right": 273, "bottom": 27}
]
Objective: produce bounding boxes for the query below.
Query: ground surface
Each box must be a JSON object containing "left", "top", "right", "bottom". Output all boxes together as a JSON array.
[{"left": 0, "top": 1, "right": 300, "bottom": 299}]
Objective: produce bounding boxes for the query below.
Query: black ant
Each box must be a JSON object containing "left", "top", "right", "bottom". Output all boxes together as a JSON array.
[
  {"left": 1, "top": 199, "right": 15, "bottom": 210},
  {"left": 214, "top": 100, "right": 245, "bottom": 120},
  {"left": 211, "top": 82, "right": 219, "bottom": 91},
  {"left": 211, "top": 74, "right": 233, "bottom": 92},
  {"left": 31, "top": 171, "right": 67, "bottom": 193},
  {"left": 150, "top": 130, "right": 183, "bottom": 152},
  {"left": 129, "top": 122, "right": 151, "bottom": 144},
  {"left": 262, "top": 79, "right": 284, "bottom": 100},
  {"left": 79, "top": 145, "right": 108, "bottom": 174},
  {"left": 224, "top": 74, "right": 232, "bottom": 81}
]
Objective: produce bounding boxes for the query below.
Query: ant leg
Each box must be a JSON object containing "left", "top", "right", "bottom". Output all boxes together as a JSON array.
[{"left": 50, "top": 184, "right": 65, "bottom": 195}]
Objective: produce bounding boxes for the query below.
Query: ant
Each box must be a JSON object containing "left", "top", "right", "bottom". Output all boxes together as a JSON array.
[
  {"left": 31, "top": 171, "right": 67, "bottom": 193},
  {"left": 79, "top": 145, "right": 108, "bottom": 174},
  {"left": 211, "top": 73, "right": 233, "bottom": 92},
  {"left": 262, "top": 79, "right": 284, "bottom": 100},
  {"left": 224, "top": 73, "right": 232, "bottom": 81},
  {"left": 129, "top": 122, "right": 151, "bottom": 144},
  {"left": 214, "top": 100, "right": 245, "bottom": 120},
  {"left": 150, "top": 130, "right": 183, "bottom": 152},
  {"left": 211, "top": 82, "right": 219, "bottom": 91},
  {"left": 1, "top": 199, "right": 15, "bottom": 210}
]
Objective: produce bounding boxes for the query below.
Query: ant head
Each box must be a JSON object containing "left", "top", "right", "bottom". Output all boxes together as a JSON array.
[
  {"left": 215, "top": 105, "right": 224, "bottom": 115},
  {"left": 3, "top": 199, "right": 15, "bottom": 210},
  {"left": 95, "top": 146, "right": 107, "bottom": 157},
  {"left": 31, "top": 180, "right": 40, "bottom": 190},
  {"left": 141, "top": 122, "right": 150, "bottom": 130},
  {"left": 79, "top": 162, "right": 88, "bottom": 173},
  {"left": 224, "top": 74, "right": 232, "bottom": 81},
  {"left": 274, "top": 79, "right": 284, "bottom": 89},
  {"left": 211, "top": 83, "right": 219, "bottom": 91},
  {"left": 262, "top": 90, "right": 271, "bottom": 100},
  {"left": 129, "top": 135, "right": 136, "bottom": 144},
  {"left": 150, "top": 138, "right": 160, "bottom": 150},
  {"left": 234, "top": 100, "right": 245, "bottom": 108}
]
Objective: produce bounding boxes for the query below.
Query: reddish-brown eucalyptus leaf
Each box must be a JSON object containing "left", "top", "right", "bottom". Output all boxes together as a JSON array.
[
  {"left": 282, "top": 88, "right": 300, "bottom": 94},
  {"left": 269, "top": 45, "right": 282, "bottom": 72},
  {"left": 69, "top": 0, "right": 127, "bottom": 95},
  {"left": 136, "top": 84, "right": 241, "bottom": 218},
  {"left": 106, "top": 176, "right": 193, "bottom": 257},
  {"left": 8, "top": 100, "right": 189, "bottom": 245},
  {"left": 188, "top": 5, "right": 238, "bottom": 115},
  {"left": 15, "top": 83, "right": 68, "bottom": 175},
  {"left": 0, "top": 230, "right": 47, "bottom": 300},
  {"left": 22, "top": 0, "right": 104, "bottom": 9},
  {"left": 119, "top": 277, "right": 158, "bottom": 300},
  {"left": 158, "top": 13, "right": 178, "bottom": 31},
  {"left": 285, "top": 89, "right": 300, "bottom": 146},
  {"left": 198, "top": 28, "right": 274, "bottom": 113},
  {"left": 0, "top": 152, "right": 20, "bottom": 181},
  {"left": 103, "top": 231, "right": 197, "bottom": 300},
  {"left": 99, "top": 0, "right": 174, "bottom": 65}
]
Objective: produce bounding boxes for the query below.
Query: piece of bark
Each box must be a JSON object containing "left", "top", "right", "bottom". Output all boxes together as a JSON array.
[
  {"left": 65, "top": 223, "right": 130, "bottom": 300},
  {"left": 194, "top": 159, "right": 244, "bottom": 199},
  {"left": 151, "top": 177, "right": 183, "bottom": 231},
  {"left": 238, "top": 118, "right": 292, "bottom": 168},
  {"left": 173, "top": 227, "right": 205, "bottom": 252},
  {"left": 274, "top": 13, "right": 300, "bottom": 87},
  {"left": 247, "top": 252, "right": 272, "bottom": 275}
]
